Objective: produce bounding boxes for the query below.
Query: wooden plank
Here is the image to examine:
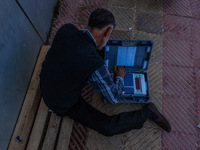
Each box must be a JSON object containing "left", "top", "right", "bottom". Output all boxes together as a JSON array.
[
  {"left": 8, "top": 45, "right": 51, "bottom": 150},
  {"left": 42, "top": 113, "right": 61, "bottom": 150},
  {"left": 26, "top": 98, "right": 49, "bottom": 150},
  {"left": 56, "top": 117, "right": 74, "bottom": 150}
]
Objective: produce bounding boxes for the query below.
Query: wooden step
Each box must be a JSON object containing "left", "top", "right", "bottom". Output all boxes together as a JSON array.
[{"left": 8, "top": 46, "right": 74, "bottom": 150}]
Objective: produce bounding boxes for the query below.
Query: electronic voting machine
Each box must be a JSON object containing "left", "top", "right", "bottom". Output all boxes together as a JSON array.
[{"left": 104, "top": 39, "right": 153, "bottom": 103}]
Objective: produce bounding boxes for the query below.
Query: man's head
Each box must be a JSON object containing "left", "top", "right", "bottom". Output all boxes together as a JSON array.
[{"left": 88, "top": 9, "right": 115, "bottom": 50}]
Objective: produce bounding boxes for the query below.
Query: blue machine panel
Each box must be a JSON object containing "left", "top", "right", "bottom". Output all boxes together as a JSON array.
[
  {"left": 124, "top": 73, "right": 133, "bottom": 86},
  {"left": 124, "top": 73, "right": 134, "bottom": 94},
  {"left": 124, "top": 88, "right": 134, "bottom": 94}
]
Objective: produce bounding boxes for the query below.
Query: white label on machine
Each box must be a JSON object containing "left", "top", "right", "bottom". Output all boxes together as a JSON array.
[
  {"left": 116, "top": 46, "right": 127, "bottom": 66},
  {"left": 133, "top": 73, "right": 147, "bottom": 96},
  {"left": 126, "top": 47, "right": 136, "bottom": 66},
  {"left": 116, "top": 46, "right": 136, "bottom": 67}
]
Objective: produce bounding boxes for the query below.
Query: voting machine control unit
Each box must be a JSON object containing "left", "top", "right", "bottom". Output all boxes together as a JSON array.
[{"left": 104, "top": 39, "right": 153, "bottom": 103}]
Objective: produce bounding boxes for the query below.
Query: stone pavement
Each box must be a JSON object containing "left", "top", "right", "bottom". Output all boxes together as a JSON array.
[{"left": 48, "top": 0, "right": 200, "bottom": 149}]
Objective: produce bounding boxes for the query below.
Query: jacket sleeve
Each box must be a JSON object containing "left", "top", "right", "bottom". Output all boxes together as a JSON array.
[{"left": 88, "top": 64, "right": 124, "bottom": 104}]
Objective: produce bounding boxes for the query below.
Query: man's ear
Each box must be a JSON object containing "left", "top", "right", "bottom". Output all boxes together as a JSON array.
[{"left": 104, "top": 26, "right": 113, "bottom": 37}]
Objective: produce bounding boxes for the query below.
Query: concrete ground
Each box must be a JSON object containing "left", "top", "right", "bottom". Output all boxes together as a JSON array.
[{"left": 47, "top": 0, "right": 200, "bottom": 149}]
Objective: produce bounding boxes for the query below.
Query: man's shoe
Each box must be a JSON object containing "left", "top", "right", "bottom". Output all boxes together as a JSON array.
[{"left": 144, "top": 102, "right": 171, "bottom": 132}]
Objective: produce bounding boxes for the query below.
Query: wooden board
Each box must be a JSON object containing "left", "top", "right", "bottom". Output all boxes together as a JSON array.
[
  {"left": 56, "top": 117, "right": 74, "bottom": 150},
  {"left": 26, "top": 98, "right": 49, "bottom": 150},
  {"left": 42, "top": 113, "right": 61, "bottom": 150},
  {"left": 8, "top": 45, "right": 50, "bottom": 150}
]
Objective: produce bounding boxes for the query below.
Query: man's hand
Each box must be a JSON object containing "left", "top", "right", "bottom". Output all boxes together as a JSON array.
[{"left": 114, "top": 66, "right": 126, "bottom": 79}]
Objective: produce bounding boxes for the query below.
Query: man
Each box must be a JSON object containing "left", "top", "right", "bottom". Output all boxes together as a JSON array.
[{"left": 40, "top": 8, "right": 171, "bottom": 136}]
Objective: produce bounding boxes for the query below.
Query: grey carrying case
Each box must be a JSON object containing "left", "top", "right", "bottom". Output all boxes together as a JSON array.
[{"left": 103, "top": 39, "right": 153, "bottom": 103}]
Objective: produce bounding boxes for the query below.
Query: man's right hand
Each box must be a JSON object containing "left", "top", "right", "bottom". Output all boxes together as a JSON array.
[{"left": 114, "top": 66, "right": 126, "bottom": 79}]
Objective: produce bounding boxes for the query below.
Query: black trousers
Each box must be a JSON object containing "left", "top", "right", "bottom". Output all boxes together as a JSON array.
[{"left": 64, "top": 97, "right": 148, "bottom": 136}]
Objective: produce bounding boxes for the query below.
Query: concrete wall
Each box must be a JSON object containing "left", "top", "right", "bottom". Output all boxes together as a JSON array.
[{"left": 0, "top": 0, "right": 57, "bottom": 149}]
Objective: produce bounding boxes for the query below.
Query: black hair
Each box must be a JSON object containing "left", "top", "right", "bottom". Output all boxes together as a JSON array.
[{"left": 88, "top": 8, "right": 115, "bottom": 30}]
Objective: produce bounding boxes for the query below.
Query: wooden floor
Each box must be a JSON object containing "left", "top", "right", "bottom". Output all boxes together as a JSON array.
[{"left": 8, "top": 46, "right": 74, "bottom": 150}]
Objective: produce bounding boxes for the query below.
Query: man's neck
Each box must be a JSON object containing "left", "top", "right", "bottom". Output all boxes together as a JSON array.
[
  {"left": 88, "top": 28, "right": 102, "bottom": 47},
  {"left": 85, "top": 29, "right": 96, "bottom": 45}
]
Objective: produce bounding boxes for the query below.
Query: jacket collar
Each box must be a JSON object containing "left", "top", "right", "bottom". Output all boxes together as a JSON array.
[{"left": 83, "top": 29, "right": 97, "bottom": 46}]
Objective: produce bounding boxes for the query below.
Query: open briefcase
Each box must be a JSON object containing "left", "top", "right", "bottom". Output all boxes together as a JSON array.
[{"left": 103, "top": 39, "right": 153, "bottom": 103}]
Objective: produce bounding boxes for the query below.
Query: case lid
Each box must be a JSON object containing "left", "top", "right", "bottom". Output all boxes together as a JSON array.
[{"left": 104, "top": 39, "right": 153, "bottom": 72}]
